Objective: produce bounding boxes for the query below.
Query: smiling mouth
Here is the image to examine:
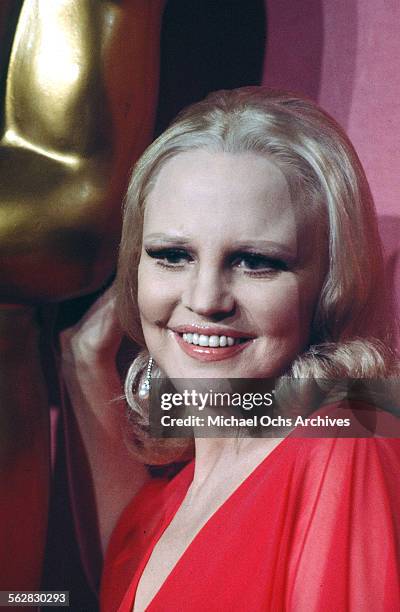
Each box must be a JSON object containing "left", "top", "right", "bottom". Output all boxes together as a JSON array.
[
  {"left": 181, "top": 332, "right": 246, "bottom": 348},
  {"left": 172, "top": 331, "right": 253, "bottom": 362}
]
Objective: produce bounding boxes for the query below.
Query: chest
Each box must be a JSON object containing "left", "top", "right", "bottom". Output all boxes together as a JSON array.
[
  {"left": 132, "top": 483, "right": 298, "bottom": 612},
  {"left": 132, "top": 488, "right": 235, "bottom": 611}
]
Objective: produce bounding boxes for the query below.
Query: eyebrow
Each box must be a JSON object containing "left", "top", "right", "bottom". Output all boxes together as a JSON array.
[
  {"left": 144, "top": 233, "right": 192, "bottom": 247},
  {"left": 143, "top": 233, "right": 297, "bottom": 261}
]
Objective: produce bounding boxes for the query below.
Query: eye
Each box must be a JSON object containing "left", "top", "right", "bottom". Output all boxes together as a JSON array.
[
  {"left": 231, "top": 252, "right": 288, "bottom": 275},
  {"left": 145, "top": 247, "right": 193, "bottom": 269}
]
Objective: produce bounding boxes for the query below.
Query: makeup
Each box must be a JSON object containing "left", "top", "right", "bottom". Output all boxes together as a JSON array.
[{"left": 171, "top": 327, "right": 254, "bottom": 362}]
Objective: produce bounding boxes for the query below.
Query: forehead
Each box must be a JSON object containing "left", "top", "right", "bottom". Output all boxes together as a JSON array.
[{"left": 144, "top": 150, "right": 309, "bottom": 245}]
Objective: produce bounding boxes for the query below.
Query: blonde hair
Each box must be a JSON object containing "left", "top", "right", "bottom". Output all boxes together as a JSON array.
[{"left": 116, "top": 87, "right": 398, "bottom": 463}]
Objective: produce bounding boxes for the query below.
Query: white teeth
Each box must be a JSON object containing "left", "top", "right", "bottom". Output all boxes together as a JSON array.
[{"left": 181, "top": 332, "right": 243, "bottom": 347}]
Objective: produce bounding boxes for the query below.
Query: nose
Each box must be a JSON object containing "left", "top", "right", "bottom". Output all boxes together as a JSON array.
[{"left": 182, "top": 265, "right": 235, "bottom": 318}]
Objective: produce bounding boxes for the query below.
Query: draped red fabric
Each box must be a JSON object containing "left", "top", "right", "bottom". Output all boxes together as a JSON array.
[{"left": 101, "top": 421, "right": 400, "bottom": 610}]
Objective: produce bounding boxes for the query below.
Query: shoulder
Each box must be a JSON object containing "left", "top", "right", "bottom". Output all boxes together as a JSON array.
[
  {"left": 290, "top": 399, "right": 400, "bottom": 494},
  {"left": 295, "top": 435, "right": 400, "bottom": 493},
  {"left": 280, "top": 400, "right": 400, "bottom": 523},
  {"left": 285, "top": 435, "right": 400, "bottom": 608}
]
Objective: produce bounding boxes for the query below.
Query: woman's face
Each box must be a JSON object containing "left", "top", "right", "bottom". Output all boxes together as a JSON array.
[{"left": 138, "top": 150, "right": 326, "bottom": 379}]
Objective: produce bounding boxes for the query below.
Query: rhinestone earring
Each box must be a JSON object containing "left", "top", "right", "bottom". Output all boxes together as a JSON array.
[{"left": 138, "top": 357, "right": 154, "bottom": 399}]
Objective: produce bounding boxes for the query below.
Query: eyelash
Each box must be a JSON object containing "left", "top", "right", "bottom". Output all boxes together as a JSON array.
[
  {"left": 231, "top": 252, "right": 288, "bottom": 275},
  {"left": 145, "top": 247, "right": 288, "bottom": 276}
]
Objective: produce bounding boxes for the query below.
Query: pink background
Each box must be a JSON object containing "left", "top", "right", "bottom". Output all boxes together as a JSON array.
[{"left": 262, "top": 0, "right": 400, "bottom": 342}]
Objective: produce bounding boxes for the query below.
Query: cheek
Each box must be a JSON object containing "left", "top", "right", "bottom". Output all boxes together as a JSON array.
[
  {"left": 248, "top": 277, "right": 316, "bottom": 343},
  {"left": 137, "top": 260, "right": 178, "bottom": 325}
]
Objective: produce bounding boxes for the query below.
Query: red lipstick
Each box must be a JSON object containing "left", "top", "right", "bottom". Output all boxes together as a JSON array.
[{"left": 171, "top": 327, "right": 254, "bottom": 362}]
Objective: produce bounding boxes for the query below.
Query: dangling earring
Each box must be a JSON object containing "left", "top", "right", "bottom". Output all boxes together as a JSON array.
[{"left": 138, "top": 357, "right": 154, "bottom": 399}]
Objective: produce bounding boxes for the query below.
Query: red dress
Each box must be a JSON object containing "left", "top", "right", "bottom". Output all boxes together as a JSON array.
[{"left": 101, "top": 407, "right": 400, "bottom": 611}]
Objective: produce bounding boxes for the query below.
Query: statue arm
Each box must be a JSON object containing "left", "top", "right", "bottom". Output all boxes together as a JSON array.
[
  {"left": 0, "top": 0, "right": 166, "bottom": 302},
  {"left": 4, "top": 0, "right": 165, "bottom": 159}
]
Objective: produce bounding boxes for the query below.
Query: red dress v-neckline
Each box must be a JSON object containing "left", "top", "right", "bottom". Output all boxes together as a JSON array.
[
  {"left": 118, "top": 436, "right": 294, "bottom": 611},
  {"left": 119, "top": 460, "right": 195, "bottom": 611},
  {"left": 101, "top": 403, "right": 400, "bottom": 612}
]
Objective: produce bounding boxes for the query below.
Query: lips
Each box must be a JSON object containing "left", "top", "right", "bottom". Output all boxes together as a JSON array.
[{"left": 170, "top": 326, "right": 254, "bottom": 362}]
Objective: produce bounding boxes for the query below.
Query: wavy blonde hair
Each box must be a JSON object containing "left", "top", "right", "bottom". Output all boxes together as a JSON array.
[{"left": 116, "top": 87, "right": 398, "bottom": 463}]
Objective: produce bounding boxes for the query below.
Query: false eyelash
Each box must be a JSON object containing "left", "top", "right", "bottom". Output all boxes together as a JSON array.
[
  {"left": 145, "top": 247, "right": 193, "bottom": 266},
  {"left": 230, "top": 252, "right": 289, "bottom": 272}
]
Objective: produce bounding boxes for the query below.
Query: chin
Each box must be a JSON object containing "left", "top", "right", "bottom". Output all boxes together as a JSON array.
[{"left": 162, "top": 358, "right": 287, "bottom": 381}]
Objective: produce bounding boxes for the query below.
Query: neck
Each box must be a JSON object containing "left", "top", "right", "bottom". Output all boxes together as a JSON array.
[{"left": 189, "top": 435, "right": 282, "bottom": 493}]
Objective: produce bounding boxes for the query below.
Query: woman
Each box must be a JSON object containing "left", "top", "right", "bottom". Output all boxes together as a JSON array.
[{"left": 63, "top": 88, "right": 400, "bottom": 610}]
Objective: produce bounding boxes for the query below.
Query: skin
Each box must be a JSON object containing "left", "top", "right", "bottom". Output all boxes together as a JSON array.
[
  {"left": 133, "top": 150, "right": 328, "bottom": 611},
  {"left": 60, "top": 288, "right": 149, "bottom": 557},
  {"left": 138, "top": 149, "right": 326, "bottom": 380}
]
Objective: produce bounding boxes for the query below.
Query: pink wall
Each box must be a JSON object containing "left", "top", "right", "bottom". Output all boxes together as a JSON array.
[{"left": 263, "top": 0, "right": 400, "bottom": 341}]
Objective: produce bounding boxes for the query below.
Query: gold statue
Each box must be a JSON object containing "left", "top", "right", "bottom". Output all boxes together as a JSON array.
[{"left": 0, "top": 0, "right": 165, "bottom": 590}]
